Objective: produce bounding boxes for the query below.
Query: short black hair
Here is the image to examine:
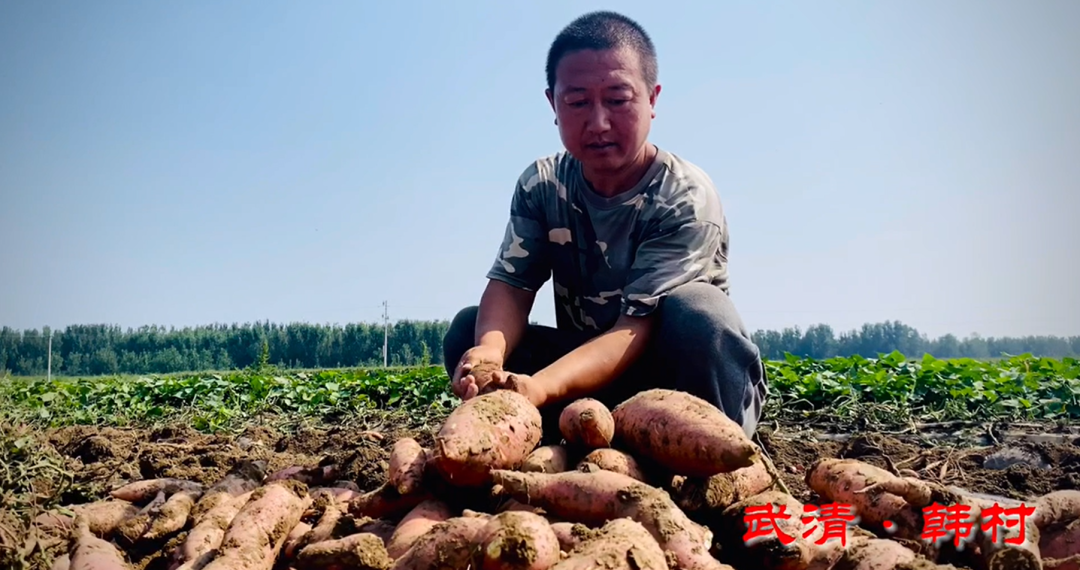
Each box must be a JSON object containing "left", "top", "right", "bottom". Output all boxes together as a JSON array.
[{"left": 545, "top": 11, "right": 658, "bottom": 93}]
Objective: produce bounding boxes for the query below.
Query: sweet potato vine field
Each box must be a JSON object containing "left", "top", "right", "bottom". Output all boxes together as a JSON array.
[{"left": 1, "top": 353, "right": 1078, "bottom": 570}]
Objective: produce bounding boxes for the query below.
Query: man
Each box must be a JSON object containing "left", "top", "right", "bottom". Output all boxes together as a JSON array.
[{"left": 442, "top": 10, "right": 768, "bottom": 439}]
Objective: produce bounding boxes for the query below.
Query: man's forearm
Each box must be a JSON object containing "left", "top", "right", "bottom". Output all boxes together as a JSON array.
[
  {"left": 474, "top": 279, "right": 534, "bottom": 362},
  {"left": 532, "top": 314, "right": 654, "bottom": 405}
]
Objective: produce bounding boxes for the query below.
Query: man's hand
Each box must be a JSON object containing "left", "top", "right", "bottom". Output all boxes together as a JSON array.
[
  {"left": 451, "top": 345, "right": 504, "bottom": 400},
  {"left": 479, "top": 371, "right": 546, "bottom": 408}
]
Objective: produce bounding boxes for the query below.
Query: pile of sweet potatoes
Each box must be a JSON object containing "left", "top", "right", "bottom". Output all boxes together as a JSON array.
[{"left": 31, "top": 387, "right": 1080, "bottom": 570}]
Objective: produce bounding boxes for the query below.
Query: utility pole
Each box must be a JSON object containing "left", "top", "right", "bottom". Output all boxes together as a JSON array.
[
  {"left": 47, "top": 329, "right": 53, "bottom": 382},
  {"left": 382, "top": 301, "right": 389, "bottom": 368}
]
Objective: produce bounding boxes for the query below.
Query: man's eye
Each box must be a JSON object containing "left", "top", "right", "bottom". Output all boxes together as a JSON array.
[
  {"left": 608, "top": 99, "right": 630, "bottom": 106},
  {"left": 568, "top": 100, "right": 588, "bottom": 108}
]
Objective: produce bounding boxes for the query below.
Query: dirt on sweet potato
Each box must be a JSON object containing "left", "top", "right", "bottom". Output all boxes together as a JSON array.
[
  {"left": 474, "top": 511, "right": 560, "bottom": 570},
  {"left": 611, "top": 389, "right": 759, "bottom": 477},
  {"left": 431, "top": 390, "right": 543, "bottom": 487},
  {"left": 558, "top": 398, "right": 615, "bottom": 451}
]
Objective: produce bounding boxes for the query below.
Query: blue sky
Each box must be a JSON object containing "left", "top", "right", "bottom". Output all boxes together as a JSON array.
[{"left": 1, "top": 1, "right": 1077, "bottom": 339}]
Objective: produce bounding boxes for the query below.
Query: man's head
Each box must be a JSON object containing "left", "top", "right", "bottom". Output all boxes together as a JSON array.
[{"left": 545, "top": 11, "right": 661, "bottom": 183}]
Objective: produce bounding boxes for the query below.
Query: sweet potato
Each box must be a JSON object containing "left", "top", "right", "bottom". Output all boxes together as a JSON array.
[
  {"left": 431, "top": 390, "right": 543, "bottom": 487},
  {"left": 558, "top": 398, "right": 614, "bottom": 450},
  {"left": 353, "top": 518, "right": 397, "bottom": 547},
  {"left": 474, "top": 511, "right": 560, "bottom": 570},
  {"left": 976, "top": 510, "right": 1042, "bottom": 570},
  {"left": 549, "top": 518, "right": 669, "bottom": 570},
  {"left": 308, "top": 486, "right": 361, "bottom": 507},
  {"left": 499, "top": 499, "right": 546, "bottom": 515},
  {"left": 1047, "top": 555, "right": 1080, "bottom": 570},
  {"left": 714, "top": 489, "right": 845, "bottom": 570},
  {"left": 68, "top": 515, "right": 131, "bottom": 570},
  {"left": 50, "top": 554, "right": 70, "bottom": 570},
  {"left": 806, "top": 458, "right": 924, "bottom": 538},
  {"left": 387, "top": 499, "right": 454, "bottom": 559},
  {"left": 171, "top": 491, "right": 254, "bottom": 570},
  {"left": 577, "top": 448, "right": 648, "bottom": 482},
  {"left": 333, "top": 480, "right": 361, "bottom": 492},
  {"left": 829, "top": 538, "right": 916, "bottom": 570},
  {"left": 388, "top": 437, "right": 428, "bottom": 495},
  {"left": 671, "top": 458, "right": 776, "bottom": 514},
  {"left": 1034, "top": 490, "right": 1080, "bottom": 531},
  {"left": 548, "top": 522, "right": 590, "bottom": 554},
  {"left": 143, "top": 487, "right": 203, "bottom": 541},
  {"left": 267, "top": 464, "right": 340, "bottom": 486},
  {"left": 611, "top": 388, "right": 758, "bottom": 477},
  {"left": 110, "top": 478, "right": 203, "bottom": 503},
  {"left": 469, "top": 360, "right": 503, "bottom": 387},
  {"left": 115, "top": 490, "right": 168, "bottom": 545},
  {"left": 294, "top": 532, "right": 393, "bottom": 570},
  {"left": 521, "top": 445, "right": 571, "bottom": 474},
  {"left": 201, "top": 480, "right": 310, "bottom": 570},
  {"left": 490, "top": 469, "right": 723, "bottom": 570},
  {"left": 349, "top": 481, "right": 431, "bottom": 520},
  {"left": 1041, "top": 518, "right": 1080, "bottom": 568},
  {"left": 282, "top": 521, "right": 314, "bottom": 560},
  {"left": 389, "top": 516, "right": 489, "bottom": 570},
  {"left": 34, "top": 500, "right": 139, "bottom": 538},
  {"left": 293, "top": 500, "right": 344, "bottom": 557}
]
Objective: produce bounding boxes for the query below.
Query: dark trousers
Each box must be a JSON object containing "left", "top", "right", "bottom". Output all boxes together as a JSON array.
[{"left": 442, "top": 282, "right": 769, "bottom": 442}]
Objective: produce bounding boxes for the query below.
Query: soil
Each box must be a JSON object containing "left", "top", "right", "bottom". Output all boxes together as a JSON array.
[
  {"left": 3, "top": 414, "right": 1078, "bottom": 570},
  {"left": 760, "top": 426, "right": 1080, "bottom": 504}
]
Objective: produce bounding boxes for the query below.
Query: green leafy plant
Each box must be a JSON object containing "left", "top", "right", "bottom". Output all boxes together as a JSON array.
[{"left": 1, "top": 354, "right": 1076, "bottom": 432}]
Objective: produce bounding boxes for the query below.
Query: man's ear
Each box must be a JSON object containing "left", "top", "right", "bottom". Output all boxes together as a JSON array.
[
  {"left": 545, "top": 88, "right": 556, "bottom": 113},
  {"left": 649, "top": 84, "right": 661, "bottom": 118}
]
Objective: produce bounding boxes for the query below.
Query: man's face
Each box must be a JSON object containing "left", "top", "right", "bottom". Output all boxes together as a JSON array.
[{"left": 546, "top": 47, "right": 660, "bottom": 176}]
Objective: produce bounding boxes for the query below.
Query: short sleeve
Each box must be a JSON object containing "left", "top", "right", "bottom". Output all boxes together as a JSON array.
[
  {"left": 620, "top": 217, "right": 725, "bottom": 317},
  {"left": 485, "top": 173, "right": 552, "bottom": 292}
]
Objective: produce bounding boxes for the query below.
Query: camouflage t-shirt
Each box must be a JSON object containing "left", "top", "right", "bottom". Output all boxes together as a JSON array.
[{"left": 487, "top": 147, "right": 730, "bottom": 334}]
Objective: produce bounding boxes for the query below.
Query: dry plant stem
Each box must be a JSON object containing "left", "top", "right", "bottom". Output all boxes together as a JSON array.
[{"left": 753, "top": 439, "right": 791, "bottom": 497}]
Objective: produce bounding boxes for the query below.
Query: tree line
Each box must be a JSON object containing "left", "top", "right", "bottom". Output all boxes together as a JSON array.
[{"left": 1, "top": 319, "right": 1077, "bottom": 377}]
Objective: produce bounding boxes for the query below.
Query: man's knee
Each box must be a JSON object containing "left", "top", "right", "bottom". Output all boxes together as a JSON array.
[
  {"left": 653, "top": 282, "right": 767, "bottom": 437},
  {"left": 442, "top": 305, "right": 479, "bottom": 377},
  {"left": 659, "top": 282, "right": 749, "bottom": 338}
]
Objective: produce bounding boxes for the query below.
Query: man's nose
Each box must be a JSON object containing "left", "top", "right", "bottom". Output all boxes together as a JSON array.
[{"left": 586, "top": 104, "right": 611, "bottom": 132}]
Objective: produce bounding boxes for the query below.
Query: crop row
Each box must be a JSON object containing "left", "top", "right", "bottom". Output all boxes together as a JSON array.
[{"left": 0, "top": 352, "right": 1076, "bottom": 431}]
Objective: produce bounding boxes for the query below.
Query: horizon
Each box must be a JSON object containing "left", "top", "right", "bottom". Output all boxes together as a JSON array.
[
  {"left": 2, "top": 1, "right": 1078, "bottom": 340},
  {"left": 4, "top": 317, "right": 1078, "bottom": 344}
]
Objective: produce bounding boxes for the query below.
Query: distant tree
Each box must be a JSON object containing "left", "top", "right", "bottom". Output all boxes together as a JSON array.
[{"left": 0, "top": 318, "right": 1074, "bottom": 376}]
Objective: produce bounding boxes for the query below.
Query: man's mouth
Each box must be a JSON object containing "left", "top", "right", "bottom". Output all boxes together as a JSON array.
[{"left": 587, "top": 142, "right": 616, "bottom": 150}]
